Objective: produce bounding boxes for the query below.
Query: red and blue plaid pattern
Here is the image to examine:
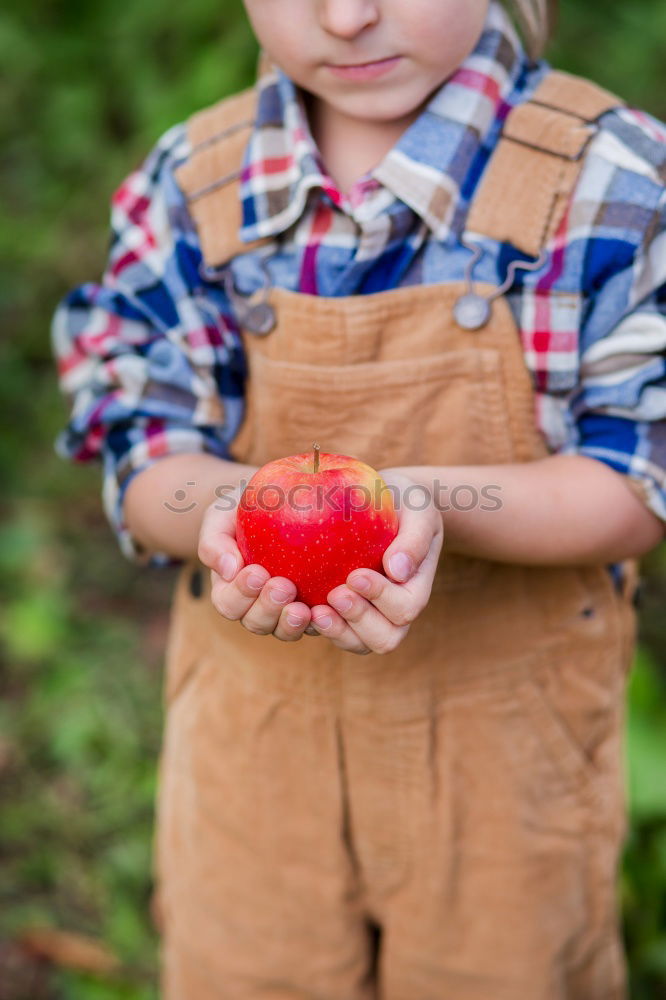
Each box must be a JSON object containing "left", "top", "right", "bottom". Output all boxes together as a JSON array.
[{"left": 51, "top": 1, "right": 666, "bottom": 566}]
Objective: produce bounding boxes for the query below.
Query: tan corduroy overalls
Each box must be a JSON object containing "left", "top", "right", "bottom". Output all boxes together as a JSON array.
[{"left": 154, "top": 67, "right": 643, "bottom": 999}]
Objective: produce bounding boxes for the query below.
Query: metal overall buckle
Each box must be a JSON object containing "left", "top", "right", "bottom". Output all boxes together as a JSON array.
[
  {"left": 199, "top": 255, "right": 277, "bottom": 336},
  {"left": 453, "top": 236, "right": 548, "bottom": 330}
]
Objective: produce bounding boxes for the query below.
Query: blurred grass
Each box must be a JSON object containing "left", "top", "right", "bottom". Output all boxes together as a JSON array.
[{"left": 1, "top": 0, "right": 665, "bottom": 996}]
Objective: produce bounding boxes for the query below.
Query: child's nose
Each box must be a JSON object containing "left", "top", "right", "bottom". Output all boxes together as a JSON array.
[{"left": 318, "top": 0, "right": 380, "bottom": 39}]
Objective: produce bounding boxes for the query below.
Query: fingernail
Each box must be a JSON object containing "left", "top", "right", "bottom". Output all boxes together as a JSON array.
[
  {"left": 287, "top": 615, "right": 304, "bottom": 627},
  {"left": 350, "top": 574, "right": 371, "bottom": 593},
  {"left": 389, "top": 552, "right": 412, "bottom": 582},
  {"left": 247, "top": 573, "right": 265, "bottom": 590},
  {"left": 329, "top": 593, "right": 352, "bottom": 613},
  {"left": 270, "top": 588, "right": 290, "bottom": 604},
  {"left": 313, "top": 615, "right": 333, "bottom": 630},
  {"left": 220, "top": 553, "right": 237, "bottom": 581}
]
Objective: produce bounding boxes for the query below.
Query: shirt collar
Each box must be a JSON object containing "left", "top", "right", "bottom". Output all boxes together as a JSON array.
[{"left": 239, "top": 0, "right": 533, "bottom": 244}]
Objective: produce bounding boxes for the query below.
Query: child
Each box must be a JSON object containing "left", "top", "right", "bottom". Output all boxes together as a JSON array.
[{"left": 51, "top": 0, "right": 666, "bottom": 996}]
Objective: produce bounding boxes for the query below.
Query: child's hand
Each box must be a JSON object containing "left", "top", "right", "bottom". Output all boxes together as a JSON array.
[
  {"left": 197, "top": 485, "right": 313, "bottom": 642},
  {"left": 309, "top": 470, "right": 443, "bottom": 655}
]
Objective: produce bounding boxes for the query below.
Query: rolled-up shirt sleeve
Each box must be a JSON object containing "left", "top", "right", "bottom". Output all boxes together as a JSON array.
[
  {"left": 559, "top": 186, "right": 666, "bottom": 525},
  {"left": 51, "top": 124, "right": 245, "bottom": 566}
]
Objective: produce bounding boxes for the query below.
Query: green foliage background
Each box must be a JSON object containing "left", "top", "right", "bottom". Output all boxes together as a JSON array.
[{"left": 1, "top": 1, "right": 665, "bottom": 996}]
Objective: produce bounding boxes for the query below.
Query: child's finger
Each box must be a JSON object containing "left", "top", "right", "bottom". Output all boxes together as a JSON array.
[
  {"left": 324, "top": 585, "right": 410, "bottom": 654},
  {"left": 210, "top": 563, "right": 271, "bottom": 620},
  {"left": 405, "top": 525, "right": 445, "bottom": 595},
  {"left": 210, "top": 568, "right": 312, "bottom": 641},
  {"left": 346, "top": 518, "right": 444, "bottom": 628},
  {"left": 198, "top": 487, "right": 244, "bottom": 580},
  {"left": 345, "top": 568, "right": 420, "bottom": 628},
  {"left": 310, "top": 605, "right": 372, "bottom": 655},
  {"left": 381, "top": 485, "right": 442, "bottom": 585},
  {"left": 238, "top": 575, "right": 298, "bottom": 633},
  {"left": 271, "top": 602, "right": 313, "bottom": 642}
]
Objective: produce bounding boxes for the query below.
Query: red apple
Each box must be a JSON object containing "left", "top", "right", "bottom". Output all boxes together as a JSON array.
[{"left": 236, "top": 444, "right": 399, "bottom": 608}]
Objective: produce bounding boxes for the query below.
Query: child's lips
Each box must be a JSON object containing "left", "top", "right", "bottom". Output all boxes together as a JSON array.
[{"left": 326, "top": 56, "right": 402, "bottom": 81}]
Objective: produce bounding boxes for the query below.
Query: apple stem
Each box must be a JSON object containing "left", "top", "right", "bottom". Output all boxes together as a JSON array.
[{"left": 313, "top": 442, "right": 320, "bottom": 474}]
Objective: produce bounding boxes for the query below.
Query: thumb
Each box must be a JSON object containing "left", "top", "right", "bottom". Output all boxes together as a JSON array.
[
  {"left": 380, "top": 476, "right": 437, "bottom": 583},
  {"left": 197, "top": 483, "right": 245, "bottom": 581}
]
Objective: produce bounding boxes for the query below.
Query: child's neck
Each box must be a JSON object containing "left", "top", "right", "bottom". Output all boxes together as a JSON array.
[{"left": 303, "top": 92, "right": 421, "bottom": 195}]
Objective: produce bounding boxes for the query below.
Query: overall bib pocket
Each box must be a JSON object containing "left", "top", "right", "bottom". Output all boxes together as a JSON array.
[{"left": 229, "top": 347, "right": 516, "bottom": 470}]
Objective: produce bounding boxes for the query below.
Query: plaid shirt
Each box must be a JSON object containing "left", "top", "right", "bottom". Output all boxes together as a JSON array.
[{"left": 51, "top": 1, "right": 666, "bottom": 568}]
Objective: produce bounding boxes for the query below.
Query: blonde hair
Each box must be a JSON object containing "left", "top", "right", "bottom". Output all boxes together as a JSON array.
[{"left": 503, "top": 0, "right": 558, "bottom": 60}]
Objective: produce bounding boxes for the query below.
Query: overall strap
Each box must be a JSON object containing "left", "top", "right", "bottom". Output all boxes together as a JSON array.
[
  {"left": 174, "top": 83, "right": 270, "bottom": 269},
  {"left": 465, "top": 69, "right": 624, "bottom": 257},
  {"left": 175, "top": 67, "right": 624, "bottom": 269}
]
